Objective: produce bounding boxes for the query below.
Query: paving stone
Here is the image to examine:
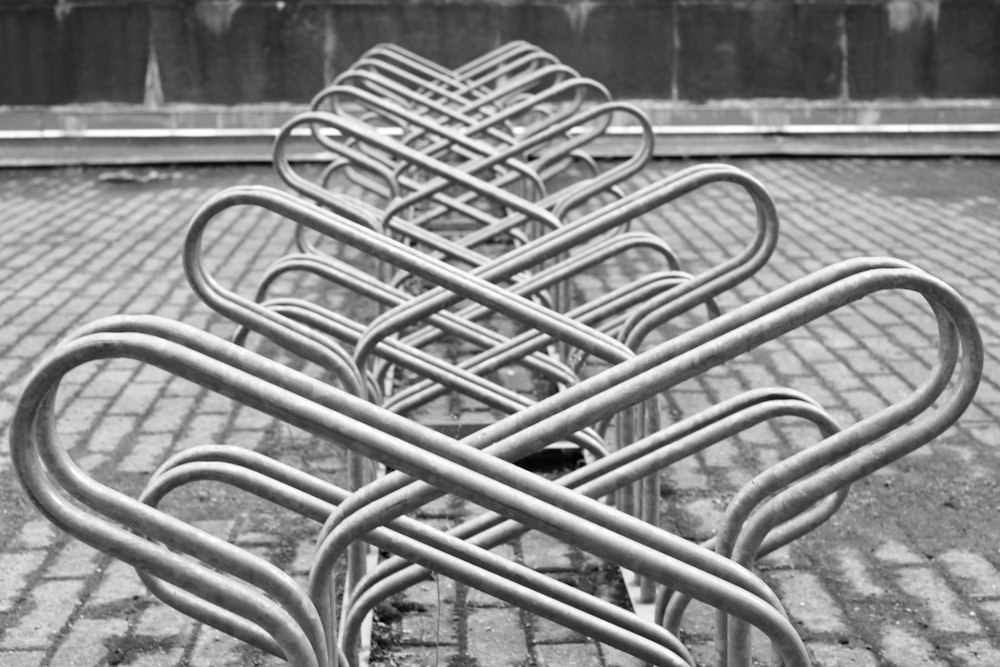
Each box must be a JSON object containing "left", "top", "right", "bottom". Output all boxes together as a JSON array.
[
  {"left": 400, "top": 609, "right": 457, "bottom": 646},
  {"left": 116, "top": 433, "right": 176, "bottom": 473},
  {"left": 15, "top": 519, "right": 58, "bottom": 550},
  {"left": 600, "top": 643, "right": 646, "bottom": 667},
  {"left": 403, "top": 578, "right": 453, "bottom": 609},
  {"left": 1, "top": 578, "right": 86, "bottom": 649},
  {"left": 879, "top": 625, "right": 947, "bottom": 667},
  {"left": 465, "top": 607, "right": 527, "bottom": 667},
  {"left": 48, "top": 617, "right": 128, "bottom": 667},
  {"left": 383, "top": 645, "right": 457, "bottom": 667},
  {"left": 58, "top": 398, "right": 111, "bottom": 437},
  {"left": 0, "top": 650, "right": 46, "bottom": 667},
  {"left": 231, "top": 404, "right": 278, "bottom": 431},
  {"left": 0, "top": 552, "right": 44, "bottom": 613},
  {"left": 181, "top": 413, "right": 227, "bottom": 445},
  {"left": 951, "top": 639, "right": 1000, "bottom": 667},
  {"left": 88, "top": 414, "right": 138, "bottom": 453},
  {"left": 873, "top": 540, "right": 925, "bottom": 565},
  {"left": 225, "top": 428, "right": 267, "bottom": 452},
  {"left": 810, "top": 643, "right": 879, "bottom": 667},
  {"left": 664, "top": 455, "right": 708, "bottom": 491},
  {"left": 187, "top": 625, "right": 245, "bottom": 667},
  {"left": 75, "top": 452, "right": 108, "bottom": 474},
  {"left": 87, "top": 560, "right": 146, "bottom": 607},
  {"left": 134, "top": 602, "right": 196, "bottom": 640},
  {"left": 126, "top": 648, "right": 188, "bottom": 667},
  {"left": 140, "top": 396, "right": 198, "bottom": 433},
  {"left": 530, "top": 613, "right": 588, "bottom": 645},
  {"left": 893, "top": 567, "right": 981, "bottom": 633},
  {"left": 770, "top": 570, "right": 850, "bottom": 635},
  {"left": 535, "top": 641, "right": 601, "bottom": 666},
  {"left": 701, "top": 439, "right": 738, "bottom": 468},
  {"left": 938, "top": 549, "right": 1000, "bottom": 600},
  {"left": 832, "top": 547, "right": 885, "bottom": 598},
  {"left": 107, "top": 381, "right": 162, "bottom": 417},
  {"left": 45, "top": 541, "right": 101, "bottom": 580}
]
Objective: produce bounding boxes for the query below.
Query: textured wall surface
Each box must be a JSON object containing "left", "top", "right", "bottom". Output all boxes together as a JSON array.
[{"left": 1, "top": 0, "right": 998, "bottom": 106}]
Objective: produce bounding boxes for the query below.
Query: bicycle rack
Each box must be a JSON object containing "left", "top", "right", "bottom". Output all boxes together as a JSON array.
[
  {"left": 316, "top": 45, "right": 610, "bottom": 192},
  {"left": 11, "top": 316, "right": 796, "bottom": 667},
  {"left": 177, "top": 173, "right": 981, "bottom": 660},
  {"left": 5, "top": 41, "right": 987, "bottom": 667},
  {"left": 183, "top": 165, "right": 775, "bottom": 524},
  {"left": 10, "top": 257, "right": 981, "bottom": 667},
  {"left": 201, "top": 110, "right": 784, "bottom": 607}
]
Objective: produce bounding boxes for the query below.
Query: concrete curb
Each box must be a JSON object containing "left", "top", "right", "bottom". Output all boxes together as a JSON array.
[{"left": 4, "top": 125, "right": 1000, "bottom": 168}]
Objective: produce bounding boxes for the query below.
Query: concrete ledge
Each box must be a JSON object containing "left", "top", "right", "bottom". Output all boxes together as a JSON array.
[
  {"left": 6, "top": 99, "right": 1000, "bottom": 131},
  {"left": 3, "top": 100, "right": 1000, "bottom": 165},
  {"left": 4, "top": 124, "right": 1000, "bottom": 167}
]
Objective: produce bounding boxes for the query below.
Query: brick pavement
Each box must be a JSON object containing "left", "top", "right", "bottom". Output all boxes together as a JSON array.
[{"left": 0, "top": 159, "right": 998, "bottom": 666}]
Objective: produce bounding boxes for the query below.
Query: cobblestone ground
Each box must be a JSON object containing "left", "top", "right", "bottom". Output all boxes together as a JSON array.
[{"left": 0, "top": 159, "right": 998, "bottom": 667}]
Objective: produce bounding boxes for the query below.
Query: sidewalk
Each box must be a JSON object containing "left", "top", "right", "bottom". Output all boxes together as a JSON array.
[{"left": 0, "top": 159, "right": 998, "bottom": 666}]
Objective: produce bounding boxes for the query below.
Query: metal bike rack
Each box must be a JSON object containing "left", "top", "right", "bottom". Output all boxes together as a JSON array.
[
  {"left": 311, "top": 70, "right": 613, "bottom": 196},
  {"left": 177, "top": 173, "right": 982, "bottom": 662},
  {"left": 9, "top": 316, "right": 800, "bottom": 667},
  {"left": 183, "top": 164, "right": 775, "bottom": 455},
  {"left": 285, "top": 95, "right": 649, "bottom": 234},
  {"left": 305, "top": 259, "right": 980, "bottom": 667},
  {"left": 193, "top": 113, "right": 783, "bottom": 604},
  {"left": 9, "top": 257, "right": 981, "bottom": 667},
  {"left": 271, "top": 124, "right": 782, "bottom": 539},
  {"left": 6, "top": 41, "right": 987, "bottom": 667}
]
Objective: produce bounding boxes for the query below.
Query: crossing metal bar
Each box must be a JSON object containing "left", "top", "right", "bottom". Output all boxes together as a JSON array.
[
  {"left": 192, "top": 163, "right": 775, "bottom": 532},
  {"left": 140, "top": 449, "right": 694, "bottom": 667},
  {"left": 11, "top": 318, "right": 811, "bottom": 667},
  {"left": 277, "top": 101, "right": 654, "bottom": 250},
  {"left": 244, "top": 252, "right": 581, "bottom": 389},
  {"left": 9, "top": 41, "right": 986, "bottom": 667},
  {"left": 352, "top": 42, "right": 563, "bottom": 110},
  {"left": 305, "top": 259, "right": 979, "bottom": 667},
  {"left": 243, "top": 230, "right": 682, "bottom": 398},
  {"left": 336, "top": 388, "right": 840, "bottom": 658},
  {"left": 11, "top": 194, "right": 983, "bottom": 667}
]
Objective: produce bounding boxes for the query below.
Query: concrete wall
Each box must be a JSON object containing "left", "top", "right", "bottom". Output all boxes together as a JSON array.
[{"left": 2, "top": 0, "right": 999, "bottom": 108}]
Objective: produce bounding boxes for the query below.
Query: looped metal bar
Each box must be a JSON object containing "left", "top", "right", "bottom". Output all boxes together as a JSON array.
[{"left": 7, "top": 41, "right": 986, "bottom": 667}]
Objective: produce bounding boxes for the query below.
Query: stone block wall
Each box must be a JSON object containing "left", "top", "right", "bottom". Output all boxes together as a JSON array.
[{"left": 2, "top": 0, "right": 999, "bottom": 107}]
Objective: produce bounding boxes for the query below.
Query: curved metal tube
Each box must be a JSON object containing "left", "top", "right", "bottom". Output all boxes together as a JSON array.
[
  {"left": 140, "top": 449, "right": 691, "bottom": 667},
  {"left": 333, "top": 57, "right": 572, "bottom": 130},
  {"left": 312, "top": 260, "right": 980, "bottom": 667},
  {"left": 311, "top": 84, "right": 545, "bottom": 196},
  {"left": 339, "top": 390, "right": 837, "bottom": 655},
  {"left": 11, "top": 374, "right": 328, "bottom": 667},
  {"left": 13, "top": 324, "right": 795, "bottom": 665},
  {"left": 183, "top": 186, "right": 635, "bottom": 378},
  {"left": 275, "top": 114, "right": 561, "bottom": 268},
  {"left": 401, "top": 100, "right": 654, "bottom": 249},
  {"left": 322, "top": 59, "right": 584, "bottom": 171},
  {"left": 183, "top": 192, "right": 380, "bottom": 598},
  {"left": 247, "top": 228, "right": 681, "bottom": 412},
  {"left": 385, "top": 271, "right": 695, "bottom": 418},
  {"left": 720, "top": 300, "right": 979, "bottom": 666},
  {"left": 347, "top": 163, "right": 778, "bottom": 375},
  {"left": 254, "top": 298, "right": 608, "bottom": 458},
  {"left": 355, "top": 42, "right": 557, "bottom": 110},
  {"left": 244, "top": 252, "right": 579, "bottom": 389}
]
